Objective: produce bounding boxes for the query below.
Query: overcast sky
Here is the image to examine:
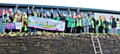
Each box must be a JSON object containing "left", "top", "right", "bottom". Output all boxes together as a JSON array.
[{"left": 0, "top": 0, "right": 120, "bottom": 11}]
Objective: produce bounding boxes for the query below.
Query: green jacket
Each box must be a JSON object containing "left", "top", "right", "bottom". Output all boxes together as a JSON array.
[{"left": 66, "top": 18, "right": 75, "bottom": 27}]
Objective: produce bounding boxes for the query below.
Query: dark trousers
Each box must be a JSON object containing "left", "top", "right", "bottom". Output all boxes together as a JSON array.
[
  {"left": 71, "top": 27, "right": 76, "bottom": 33},
  {"left": 67, "top": 27, "right": 71, "bottom": 33},
  {"left": 89, "top": 28, "right": 94, "bottom": 33},
  {"left": 93, "top": 27, "right": 96, "bottom": 33},
  {"left": 66, "top": 27, "right": 70, "bottom": 33},
  {"left": 69, "top": 27, "right": 76, "bottom": 33},
  {"left": 76, "top": 26, "right": 84, "bottom": 33},
  {"left": 21, "top": 27, "right": 28, "bottom": 33},
  {"left": 5, "top": 29, "right": 19, "bottom": 33},
  {"left": 98, "top": 26, "right": 103, "bottom": 33},
  {"left": 5, "top": 29, "right": 10, "bottom": 33},
  {"left": 105, "top": 28, "right": 108, "bottom": 33}
]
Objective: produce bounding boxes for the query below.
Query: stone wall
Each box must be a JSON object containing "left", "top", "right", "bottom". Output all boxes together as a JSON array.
[{"left": 0, "top": 34, "right": 120, "bottom": 54}]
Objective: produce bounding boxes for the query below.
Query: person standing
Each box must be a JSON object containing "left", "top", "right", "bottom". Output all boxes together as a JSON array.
[
  {"left": 110, "top": 18, "right": 117, "bottom": 34},
  {"left": 76, "top": 14, "right": 84, "bottom": 33},
  {"left": 83, "top": 14, "right": 90, "bottom": 33},
  {"left": 76, "top": 8, "right": 84, "bottom": 33},
  {"left": 13, "top": 10, "right": 22, "bottom": 22},
  {"left": 21, "top": 12, "right": 28, "bottom": 32},
  {"left": 89, "top": 16, "right": 95, "bottom": 33},
  {"left": 66, "top": 15, "right": 73, "bottom": 33},
  {"left": 57, "top": 9, "right": 67, "bottom": 32},
  {"left": 31, "top": 6, "right": 40, "bottom": 17},
  {"left": 71, "top": 15, "right": 76, "bottom": 33},
  {"left": 26, "top": 7, "right": 32, "bottom": 17},
  {"left": 103, "top": 19, "right": 109, "bottom": 33},
  {"left": 97, "top": 16, "right": 104, "bottom": 33},
  {"left": 91, "top": 16, "right": 96, "bottom": 33}
]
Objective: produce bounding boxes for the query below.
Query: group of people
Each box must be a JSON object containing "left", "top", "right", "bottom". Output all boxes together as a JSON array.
[{"left": 0, "top": 6, "right": 119, "bottom": 34}]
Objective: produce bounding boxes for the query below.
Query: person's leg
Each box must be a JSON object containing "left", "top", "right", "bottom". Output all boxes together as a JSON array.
[
  {"left": 114, "top": 28, "right": 117, "bottom": 34},
  {"left": 105, "top": 28, "right": 108, "bottom": 33},
  {"left": 69, "top": 27, "right": 71, "bottom": 33},
  {"left": 76, "top": 26, "right": 79, "bottom": 33},
  {"left": 84, "top": 26, "right": 87, "bottom": 33},
  {"left": 74, "top": 27, "right": 76, "bottom": 33},
  {"left": 66, "top": 27, "right": 69, "bottom": 33},
  {"left": 101, "top": 26, "right": 104, "bottom": 33},
  {"left": 94, "top": 27, "right": 96, "bottom": 33},
  {"left": 98, "top": 26, "right": 102, "bottom": 33},
  {"left": 86, "top": 26, "right": 89, "bottom": 33},
  {"left": 111, "top": 28, "right": 113, "bottom": 34},
  {"left": 70, "top": 27, "right": 73, "bottom": 33},
  {"left": 113, "top": 28, "right": 115, "bottom": 34},
  {"left": 21, "top": 27, "right": 24, "bottom": 32},
  {"left": 73, "top": 27, "right": 75, "bottom": 33},
  {"left": 82, "top": 26, "right": 84, "bottom": 33},
  {"left": 79, "top": 26, "right": 82, "bottom": 33},
  {"left": 100, "top": 26, "right": 103, "bottom": 33},
  {"left": 105, "top": 28, "right": 107, "bottom": 33},
  {"left": 5, "top": 29, "right": 9, "bottom": 33}
]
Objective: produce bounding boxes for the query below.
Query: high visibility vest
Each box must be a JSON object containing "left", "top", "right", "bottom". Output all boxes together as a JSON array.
[
  {"left": 5, "top": 13, "right": 14, "bottom": 23},
  {"left": 97, "top": 20, "right": 104, "bottom": 27},
  {"left": 7, "top": 12, "right": 14, "bottom": 17},
  {"left": 103, "top": 21, "right": 108, "bottom": 28},
  {"left": 117, "top": 21, "right": 119, "bottom": 27},
  {"left": 34, "top": 12, "right": 38, "bottom": 17},
  {"left": 90, "top": 19, "right": 94, "bottom": 28},
  {"left": 13, "top": 14, "right": 18, "bottom": 22},
  {"left": 22, "top": 15, "right": 28, "bottom": 31},
  {"left": 22, "top": 15, "right": 28, "bottom": 27},
  {"left": 76, "top": 18, "right": 83, "bottom": 27},
  {"left": 83, "top": 18, "right": 91, "bottom": 26}
]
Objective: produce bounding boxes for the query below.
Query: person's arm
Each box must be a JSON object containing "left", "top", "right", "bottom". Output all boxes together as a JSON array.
[
  {"left": 67, "top": 9, "right": 71, "bottom": 16},
  {"left": 0, "top": 13, "right": 7, "bottom": 18},
  {"left": 50, "top": 9, "right": 54, "bottom": 19},
  {"left": 77, "top": 8, "right": 80, "bottom": 15},
  {"left": 26, "top": 7, "right": 30, "bottom": 16},
  {"left": 57, "top": 8, "right": 61, "bottom": 17},
  {"left": 31, "top": 6, "right": 35, "bottom": 16}
]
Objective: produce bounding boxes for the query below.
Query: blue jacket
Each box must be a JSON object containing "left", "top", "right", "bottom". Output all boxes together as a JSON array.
[{"left": 111, "top": 20, "right": 117, "bottom": 28}]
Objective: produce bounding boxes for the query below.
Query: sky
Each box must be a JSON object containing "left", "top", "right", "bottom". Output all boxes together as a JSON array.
[{"left": 0, "top": 0, "right": 120, "bottom": 11}]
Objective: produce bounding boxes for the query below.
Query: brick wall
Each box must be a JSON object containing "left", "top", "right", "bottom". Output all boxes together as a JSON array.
[{"left": 0, "top": 34, "right": 120, "bottom": 54}]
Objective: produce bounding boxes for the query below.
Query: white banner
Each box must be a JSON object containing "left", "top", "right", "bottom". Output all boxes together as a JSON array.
[
  {"left": 28, "top": 16, "right": 65, "bottom": 31},
  {"left": 4, "top": 22, "right": 22, "bottom": 29}
]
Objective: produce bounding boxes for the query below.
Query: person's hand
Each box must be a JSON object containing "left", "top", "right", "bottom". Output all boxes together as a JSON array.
[
  {"left": 68, "top": 9, "right": 70, "bottom": 12},
  {"left": 57, "top": 8, "right": 60, "bottom": 13},
  {"left": 41, "top": 8, "right": 43, "bottom": 10},
  {"left": 77, "top": 8, "right": 80, "bottom": 11},
  {"left": 32, "top": 6, "right": 35, "bottom": 10},
  {"left": 6, "top": 18, "right": 11, "bottom": 22},
  {"left": 27, "top": 7, "right": 29, "bottom": 9},
  {"left": 51, "top": 8, "right": 53, "bottom": 12},
  {"left": 57, "top": 8, "right": 59, "bottom": 11}
]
